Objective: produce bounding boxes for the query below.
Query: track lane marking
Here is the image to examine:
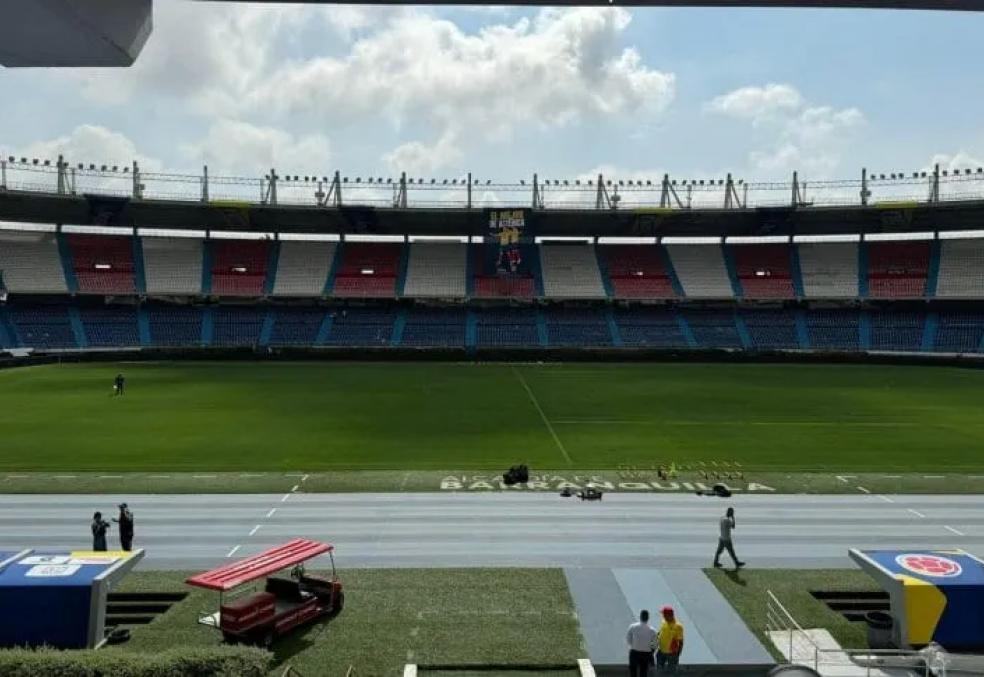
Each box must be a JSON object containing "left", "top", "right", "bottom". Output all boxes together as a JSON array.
[
  {"left": 857, "top": 486, "right": 870, "bottom": 494},
  {"left": 944, "top": 525, "right": 965, "bottom": 536},
  {"left": 511, "top": 366, "right": 572, "bottom": 466},
  {"left": 281, "top": 494, "right": 291, "bottom": 503},
  {"left": 266, "top": 508, "right": 277, "bottom": 518},
  {"left": 226, "top": 545, "right": 241, "bottom": 558},
  {"left": 908, "top": 509, "right": 926, "bottom": 518},
  {"left": 876, "top": 495, "right": 894, "bottom": 503},
  {"left": 248, "top": 525, "right": 261, "bottom": 537}
]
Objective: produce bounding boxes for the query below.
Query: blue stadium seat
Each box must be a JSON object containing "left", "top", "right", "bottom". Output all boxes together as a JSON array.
[
  {"left": 80, "top": 307, "right": 139, "bottom": 347},
  {"left": 8, "top": 305, "right": 77, "bottom": 348},
  {"left": 212, "top": 307, "right": 265, "bottom": 346},
  {"left": 324, "top": 308, "right": 394, "bottom": 346},
  {"left": 742, "top": 310, "right": 799, "bottom": 350},
  {"left": 682, "top": 309, "right": 742, "bottom": 349},
  {"left": 475, "top": 308, "right": 539, "bottom": 347},
  {"left": 270, "top": 308, "right": 325, "bottom": 346},
  {"left": 614, "top": 307, "right": 688, "bottom": 348},
  {"left": 806, "top": 309, "right": 860, "bottom": 351},
  {"left": 148, "top": 307, "right": 203, "bottom": 346},
  {"left": 935, "top": 312, "right": 984, "bottom": 353},
  {"left": 545, "top": 308, "right": 612, "bottom": 347},
  {"left": 401, "top": 308, "right": 466, "bottom": 347},
  {"left": 869, "top": 311, "right": 924, "bottom": 351}
]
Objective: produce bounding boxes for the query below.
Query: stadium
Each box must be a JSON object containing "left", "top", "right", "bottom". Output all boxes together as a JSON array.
[{"left": 5, "top": 1, "right": 984, "bottom": 676}]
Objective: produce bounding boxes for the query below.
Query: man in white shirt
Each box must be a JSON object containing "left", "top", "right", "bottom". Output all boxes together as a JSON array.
[
  {"left": 713, "top": 507, "right": 746, "bottom": 569},
  {"left": 626, "top": 609, "right": 657, "bottom": 677}
]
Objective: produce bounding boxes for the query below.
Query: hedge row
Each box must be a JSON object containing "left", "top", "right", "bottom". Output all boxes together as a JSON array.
[{"left": 0, "top": 646, "right": 272, "bottom": 677}]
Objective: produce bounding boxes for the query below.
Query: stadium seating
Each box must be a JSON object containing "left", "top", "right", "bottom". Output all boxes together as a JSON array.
[
  {"left": 665, "top": 245, "right": 734, "bottom": 298},
  {"left": 731, "top": 244, "right": 795, "bottom": 299},
  {"left": 806, "top": 309, "right": 860, "bottom": 351},
  {"left": 8, "top": 305, "right": 77, "bottom": 348},
  {"left": 331, "top": 243, "right": 401, "bottom": 298},
  {"left": 935, "top": 239, "right": 984, "bottom": 298},
  {"left": 742, "top": 310, "right": 799, "bottom": 350},
  {"left": 79, "top": 307, "right": 139, "bottom": 347},
  {"left": 867, "top": 241, "right": 930, "bottom": 299},
  {"left": 402, "top": 243, "right": 467, "bottom": 298},
  {"left": 539, "top": 244, "right": 607, "bottom": 299},
  {"left": 869, "top": 311, "right": 925, "bottom": 352},
  {"left": 68, "top": 234, "right": 136, "bottom": 294},
  {"left": 474, "top": 307, "right": 540, "bottom": 347},
  {"left": 269, "top": 307, "right": 326, "bottom": 345},
  {"left": 681, "top": 309, "right": 743, "bottom": 349},
  {"left": 614, "top": 307, "right": 689, "bottom": 348},
  {"left": 401, "top": 307, "right": 466, "bottom": 347},
  {"left": 324, "top": 307, "right": 395, "bottom": 346},
  {"left": 545, "top": 307, "right": 612, "bottom": 346},
  {"left": 272, "top": 242, "right": 335, "bottom": 297},
  {"left": 0, "top": 231, "right": 68, "bottom": 293},
  {"left": 210, "top": 240, "right": 271, "bottom": 296},
  {"left": 598, "top": 245, "right": 677, "bottom": 299},
  {"left": 212, "top": 306, "right": 265, "bottom": 346},
  {"left": 472, "top": 244, "right": 537, "bottom": 299},
  {"left": 147, "top": 306, "right": 203, "bottom": 346},
  {"left": 142, "top": 237, "right": 203, "bottom": 295},
  {"left": 797, "top": 242, "right": 859, "bottom": 298},
  {"left": 935, "top": 312, "right": 984, "bottom": 353}
]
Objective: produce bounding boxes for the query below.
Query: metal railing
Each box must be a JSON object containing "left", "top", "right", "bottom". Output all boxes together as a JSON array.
[
  {"left": 3, "top": 155, "right": 984, "bottom": 211},
  {"left": 765, "top": 589, "right": 932, "bottom": 676}
]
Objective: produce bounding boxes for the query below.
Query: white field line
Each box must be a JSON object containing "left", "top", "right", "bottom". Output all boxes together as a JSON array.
[
  {"left": 857, "top": 486, "right": 870, "bottom": 494},
  {"left": 291, "top": 484, "right": 300, "bottom": 492},
  {"left": 511, "top": 366, "right": 572, "bottom": 465}
]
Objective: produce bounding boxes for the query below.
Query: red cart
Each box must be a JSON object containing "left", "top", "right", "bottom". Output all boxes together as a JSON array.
[{"left": 186, "top": 538, "right": 343, "bottom": 646}]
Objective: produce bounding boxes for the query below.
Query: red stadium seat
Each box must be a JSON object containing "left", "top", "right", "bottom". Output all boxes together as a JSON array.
[
  {"left": 211, "top": 240, "right": 270, "bottom": 296},
  {"left": 599, "top": 245, "right": 677, "bottom": 299},
  {"left": 331, "top": 243, "right": 400, "bottom": 298},
  {"left": 867, "top": 242, "right": 930, "bottom": 299},
  {"left": 731, "top": 244, "right": 795, "bottom": 299},
  {"left": 68, "top": 234, "right": 135, "bottom": 294}
]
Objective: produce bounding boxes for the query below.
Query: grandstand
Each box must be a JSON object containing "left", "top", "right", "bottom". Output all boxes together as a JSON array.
[{"left": 0, "top": 227, "right": 983, "bottom": 354}]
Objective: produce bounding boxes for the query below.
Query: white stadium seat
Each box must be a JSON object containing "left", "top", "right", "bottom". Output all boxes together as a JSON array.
[
  {"left": 272, "top": 241, "right": 335, "bottom": 297},
  {"left": 936, "top": 239, "right": 984, "bottom": 298},
  {"left": 142, "top": 237, "right": 203, "bottom": 295},
  {"left": 539, "top": 244, "right": 606, "bottom": 299},
  {"left": 664, "top": 244, "right": 733, "bottom": 298},
  {"left": 798, "top": 242, "right": 859, "bottom": 298},
  {"left": 0, "top": 231, "right": 67, "bottom": 293},
  {"left": 402, "top": 243, "right": 467, "bottom": 298}
]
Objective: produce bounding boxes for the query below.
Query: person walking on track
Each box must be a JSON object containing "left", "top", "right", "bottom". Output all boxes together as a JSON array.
[{"left": 713, "top": 507, "right": 745, "bottom": 570}]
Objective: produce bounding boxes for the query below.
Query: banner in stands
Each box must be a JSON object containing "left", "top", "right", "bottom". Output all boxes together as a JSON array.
[
  {"left": 440, "top": 474, "right": 774, "bottom": 492},
  {"left": 486, "top": 208, "right": 528, "bottom": 276}
]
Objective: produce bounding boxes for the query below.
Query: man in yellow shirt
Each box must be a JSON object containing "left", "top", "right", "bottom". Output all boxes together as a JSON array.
[{"left": 655, "top": 606, "right": 684, "bottom": 674}]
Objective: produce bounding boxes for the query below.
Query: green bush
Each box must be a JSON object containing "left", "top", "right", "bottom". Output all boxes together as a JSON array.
[{"left": 0, "top": 645, "right": 272, "bottom": 677}]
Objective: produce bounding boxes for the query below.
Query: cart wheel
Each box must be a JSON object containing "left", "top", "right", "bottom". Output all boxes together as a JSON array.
[
  {"left": 222, "top": 632, "right": 239, "bottom": 645},
  {"left": 331, "top": 591, "right": 345, "bottom": 616}
]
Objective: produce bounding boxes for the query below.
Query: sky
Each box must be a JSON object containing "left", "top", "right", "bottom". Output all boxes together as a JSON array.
[{"left": 2, "top": 1, "right": 984, "bottom": 188}]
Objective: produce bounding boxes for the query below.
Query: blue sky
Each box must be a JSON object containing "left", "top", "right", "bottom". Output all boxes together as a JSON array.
[{"left": 2, "top": 2, "right": 983, "bottom": 185}]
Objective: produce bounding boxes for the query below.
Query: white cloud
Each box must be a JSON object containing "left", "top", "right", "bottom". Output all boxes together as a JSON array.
[
  {"left": 927, "top": 151, "right": 984, "bottom": 172},
  {"left": 11, "top": 124, "right": 161, "bottom": 171},
  {"left": 708, "top": 84, "right": 865, "bottom": 177},
  {"left": 180, "top": 120, "right": 331, "bottom": 176},
  {"left": 383, "top": 132, "right": 464, "bottom": 175},
  {"left": 707, "top": 84, "right": 803, "bottom": 123}
]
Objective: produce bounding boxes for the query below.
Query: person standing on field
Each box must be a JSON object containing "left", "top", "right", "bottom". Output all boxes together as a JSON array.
[
  {"left": 713, "top": 507, "right": 745, "bottom": 569},
  {"left": 91, "top": 512, "right": 110, "bottom": 551},
  {"left": 114, "top": 373, "right": 125, "bottom": 396},
  {"left": 655, "top": 606, "right": 684, "bottom": 673},
  {"left": 626, "top": 609, "right": 657, "bottom": 677}
]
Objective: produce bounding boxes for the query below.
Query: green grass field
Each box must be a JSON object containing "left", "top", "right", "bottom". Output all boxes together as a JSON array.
[{"left": 3, "top": 360, "right": 984, "bottom": 473}]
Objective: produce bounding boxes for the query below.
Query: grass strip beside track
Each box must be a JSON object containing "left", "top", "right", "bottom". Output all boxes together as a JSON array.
[
  {"left": 705, "top": 568, "right": 879, "bottom": 660},
  {"left": 112, "top": 569, "right": 584, "bottom": 676}
]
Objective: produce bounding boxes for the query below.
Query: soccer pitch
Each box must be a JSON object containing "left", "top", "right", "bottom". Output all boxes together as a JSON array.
[{"left": 2, "top": 360, "right": 983, "bottom": 473}]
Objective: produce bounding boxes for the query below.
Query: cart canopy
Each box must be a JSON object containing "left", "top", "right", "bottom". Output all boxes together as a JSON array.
[{"left": 186, "top": 539, "right": 333, "bottom": 592}]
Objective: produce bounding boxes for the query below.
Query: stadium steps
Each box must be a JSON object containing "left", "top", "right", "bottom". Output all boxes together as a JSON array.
[
  {"left": 605, "top": 308, "right": 622, "bottom": 347},
  {"left": 132, "top": 235, "right": 147, "bottom": 294},
  {"left": 859, "top": 310, "right": 872, "bottom": 350},
  {"left": 464, "top": 243, "right": 476, "bottom": 297},
  {"left": 263, "top": 239, "right": 281, "bottom": 296},
  {"left": 259, "top": 310, "right": 275, "bottom": 346},
  {"left": 733, "top": 312, "right": 752, "bottom": 349},
  {"left": 67, "top": 306, "right": 87, "bottom": 348},
  {"left": 465, "top": 310, "right": 477, "bottom": 350},
  {"left": 0, "top": 306, "right": 17, "bottom": 348},
  {"left": 594, "top": 246, "right": 615, "bottom": 299},
  {"left": 722, "top": 244, "right": 743, "bottom": 298},
  {"left": 676, "top": 312, "right": 697, "bottom": 348},
  {"left": 536, "top": 309, "right": 549, "bottom": 347},
  {"left": 391, "top": 310, "right": 407, "bottom": 346},
  {"left": 858, "top": 241, "right": 869, "bottom": 299},
  {"left": 201, "top": 307, "right": 214, "bottom": 346},
  {"left": 790, "top": 243, "right": 806, "bottom": 297},
  {"left": 660, "top": 246, "right": 686, "bottom": 297},
  {"left": 324, "top": 240, "right": 344, "bottom": 296},
  {"left": 794, "top": 310, "right": 810, "bottom": 349},
  {"left": 56, "top": 231, "right": 79, "bottom": 293},
  {"left": 200, "top": 239, "right": 213, "bottom": 295},
  {"left": 926, "top": 238, "right": 941, "bottom": 298},
  {"left": 395, "top": 241, "right": 410, "bottom": 297},
  {"left": 531, "top": 245, "right": 546, "bottom": 297},
  {"left": 137, "top": 307, "right": 151, "bottom": 347}
]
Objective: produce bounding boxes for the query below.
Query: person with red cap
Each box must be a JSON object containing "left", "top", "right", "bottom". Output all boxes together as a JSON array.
[{"left": 655, "top": 605, "right": 684, "bottom": 673}]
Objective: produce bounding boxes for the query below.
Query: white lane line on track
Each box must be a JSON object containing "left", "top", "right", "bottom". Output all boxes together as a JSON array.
[
  {"left": 857, "top": 486, "right": 870, "bottom": 494},
  {"left": 945, "top": 525, "right": 965, "bottom": 536},
  {"left": 876, "top": 495, "right": 894, "bottom": 503},
  {"left": 266, "top": 508, "right": 277, "bottom": 518},
  {"left": 281, "top": 494, "right": 291, "bottom": 503},
  {"left": 511, "top": 366, "right": 572, "bottom": 466},
  {"left": 835, "top": 475, "right": 853, "bottom": 484},
  {"left": 226, "top": 545, "right": 241, "bottom": 558},
  {"left": 908, "top": 509, "right": 926, "bottom": 518},
  {"left": 149, "top": 474, "right": 171, "bottom": 478},
  {"left": 248, "top": 525, "right": 261, "bottom": 537}
]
